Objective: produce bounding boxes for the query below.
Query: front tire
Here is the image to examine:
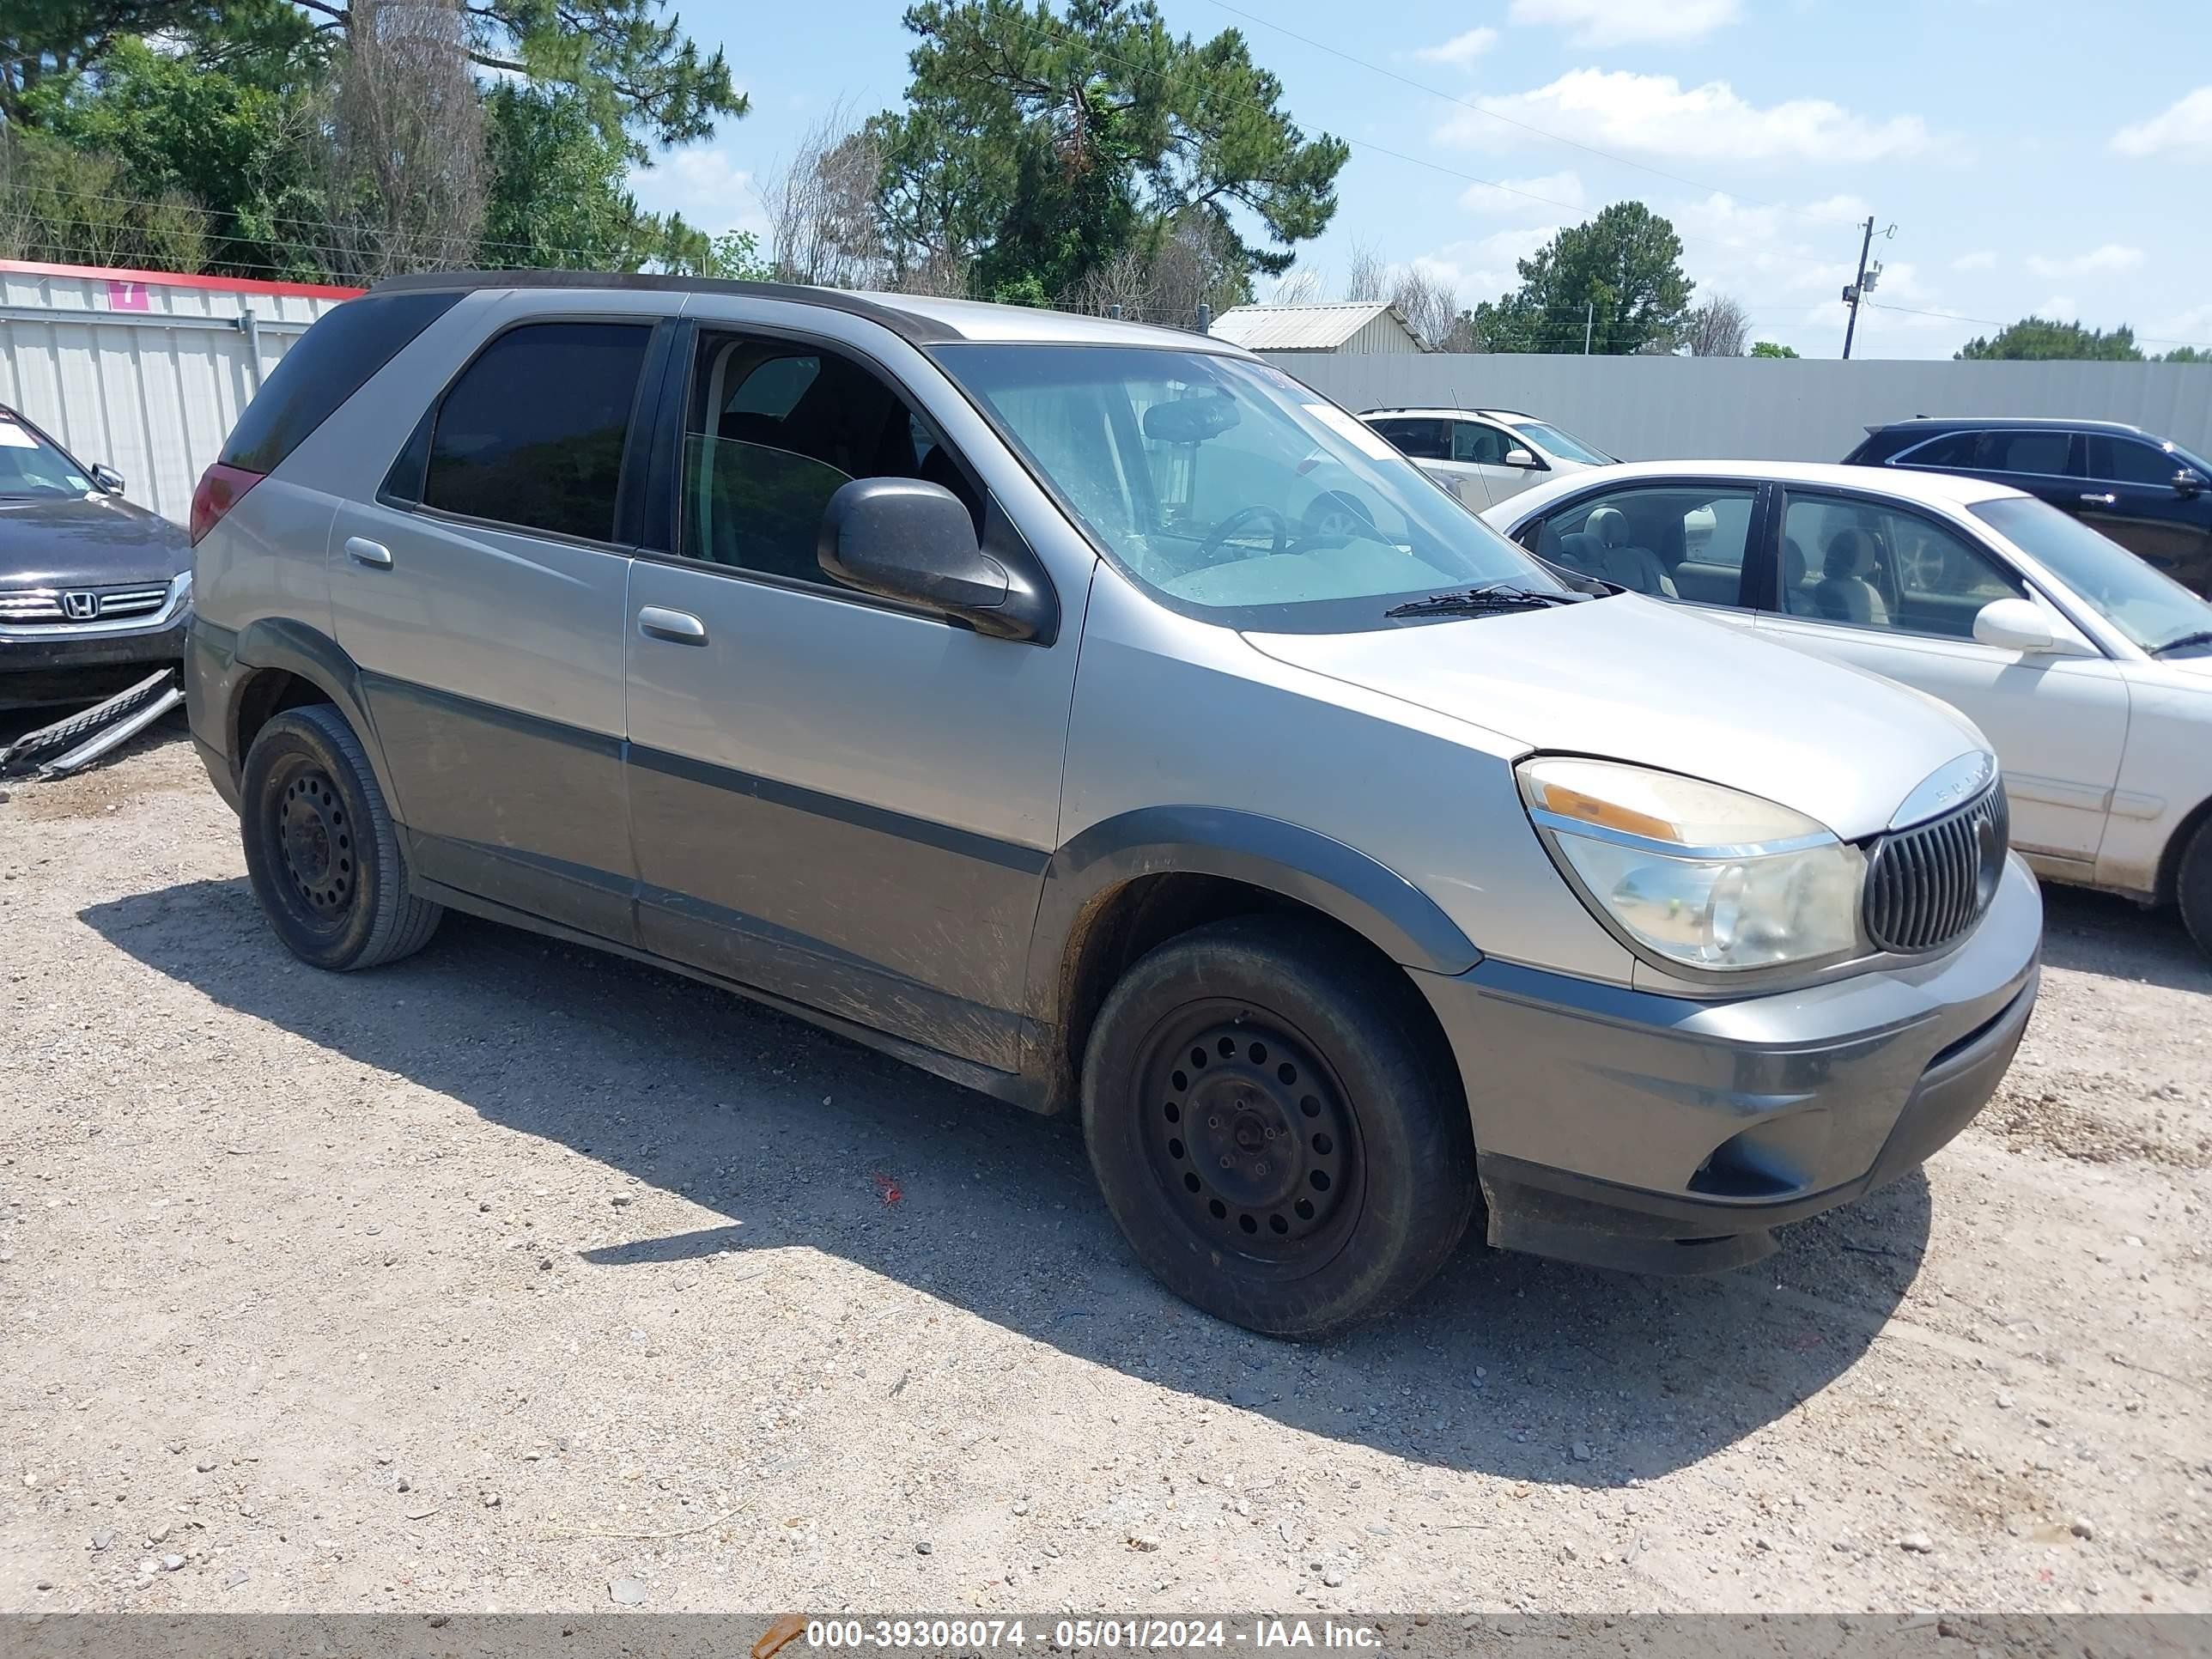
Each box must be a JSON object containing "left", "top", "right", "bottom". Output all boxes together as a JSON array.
[
  {"left": 2179, "top": 818, "right": 2212, "bottom": 959},
  {"left": 240, "top": 704, "right": 442, "bottom": 971},
  {"left": 1080, "top": 915, "right": 1477, "bottom": 1338}
]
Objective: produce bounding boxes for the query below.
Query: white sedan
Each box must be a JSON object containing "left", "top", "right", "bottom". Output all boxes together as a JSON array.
[{"left": 1480, "top": 459, "right": 2212, "bottom": 952}]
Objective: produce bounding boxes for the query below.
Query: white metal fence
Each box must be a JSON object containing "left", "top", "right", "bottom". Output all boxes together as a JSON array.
[
  {"left": 1265, "top": 353, "right": 2212, "bottom": 466},
  {"left": 0, "top": 260, "right": 355, "bottom": 524}
]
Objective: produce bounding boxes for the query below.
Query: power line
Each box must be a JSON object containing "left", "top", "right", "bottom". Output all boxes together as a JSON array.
[
  {"left": 1863, "top": 299, "right": 2212, "bottom": 351},
  {"left": 1191, "top": 0, "right": 1863, "bottom": 229}
]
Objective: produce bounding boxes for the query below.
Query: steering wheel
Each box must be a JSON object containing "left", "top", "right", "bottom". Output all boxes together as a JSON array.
[{"left": 1194, "top": 504, "right": 1292, "bottom": 566}]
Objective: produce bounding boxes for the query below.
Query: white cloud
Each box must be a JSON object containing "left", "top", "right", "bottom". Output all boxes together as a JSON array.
[
  {"left": 1413, "top": 27, "right": 1498, "bottom": 64},
  {"left": 1951, "top": 250, "right": 1996, "bottom": 271},
  {"left": 2026, "top": 244, "right": 2145, "bottom": 277},
  {"left": 1412, "top": 226, "right": 1561, "bottom": 303},
  {"left": 1439, "top": 70, "right": 1934, "bottom": 167},
  {"left": 1507, "top": 0, "right": 1741, "bottom": 46},
  {"left": 1456, "top": 170, "right": 1585, "bottom": 216},
  {"left": 2112, "top": 88, "right": 2212, "bottom": 159},
  {"left": 627, "top": 145, "right": 769, "bottom": 239},
  {"left": 2035, "top": 295, "right": 2079, "bottom": 319}
]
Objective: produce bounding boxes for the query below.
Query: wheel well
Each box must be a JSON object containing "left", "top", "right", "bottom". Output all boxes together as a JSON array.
[
  {"left": 2156, "top": 792, "right": 2212, "bottom": 904},
  {"left": 1056, "top": 873, "right": 1459, "bottom": 1104},
  {"left": 232, "top": 668, "right": 333, "bottom": 768}
]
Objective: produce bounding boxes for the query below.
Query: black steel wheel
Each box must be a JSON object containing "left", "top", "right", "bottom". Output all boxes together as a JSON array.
[
  {"left": 1082, "top": 915, "right": 1477, "bottom": 1338},
  {"left": 240, "top": 704, "right": 442, "bottom": 971},
  {"left": 2180, "top": 817, "right": 2212, "bottom": 962},
  {"left": 1139, "top": 1003, "right": 1363, "bottom": 1272}
]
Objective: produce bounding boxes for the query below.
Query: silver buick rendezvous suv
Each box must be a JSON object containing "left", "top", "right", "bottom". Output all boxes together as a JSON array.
[{"left": 184, "top": 272, "right": 2041, "bottom": 1336}]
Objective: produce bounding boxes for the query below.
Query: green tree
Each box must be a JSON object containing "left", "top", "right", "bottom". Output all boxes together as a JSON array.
[
  {"left": 1469, "top": 202, "right": 1692, "bottom": 356},
  {"left": 1955, "top": 316, "right": 2144, "bottom": 362},
  {"left": 1750, "top": 340, "right": 1799, "bottom": 358},
  {"left": 283, "top": 0, "right": 747, "bottom": 159},
  {"left": 873, "top": 0, "right": 1346, "bottom": 299},
  {"left": 479, "top": 82, "right": 718, "bottom": 272},
  {"left": 2159, "top": 346, "right": 2210, "bottom": 364}
]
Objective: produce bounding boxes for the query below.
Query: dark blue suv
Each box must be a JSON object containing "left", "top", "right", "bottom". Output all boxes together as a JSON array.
[{"left": 1843, "top": 416, "right": 2212, "bottom": 599}]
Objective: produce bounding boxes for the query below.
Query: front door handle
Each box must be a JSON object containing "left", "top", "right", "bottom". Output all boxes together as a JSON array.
[
  {"left": 344, "top": 536, "right": 392, "bottom": 568},
  {"left": 638, "top": 605, "right": 708, "bottom": 645},
  {"left": 2079, "top": 492, "right": 2118, "bottom": 507}
]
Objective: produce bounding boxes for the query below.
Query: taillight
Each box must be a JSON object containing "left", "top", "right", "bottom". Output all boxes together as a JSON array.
[{"left": 190, "top": 462, "right": 264, "bottom": 546}]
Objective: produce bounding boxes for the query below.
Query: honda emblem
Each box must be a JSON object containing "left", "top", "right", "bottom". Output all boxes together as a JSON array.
[{"left": 61, "top": 591, "right": 100, "bottom": 621}]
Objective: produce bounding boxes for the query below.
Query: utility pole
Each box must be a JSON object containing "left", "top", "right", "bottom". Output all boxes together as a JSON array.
[
  {"left": 1583, "top": 300, "right": 1593, "bottom": 355},
  {"left": 1841, "top": 217, "right": 1894, "bottom": 360}
]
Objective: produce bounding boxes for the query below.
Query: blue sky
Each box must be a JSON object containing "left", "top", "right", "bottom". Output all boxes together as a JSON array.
[{"left": 625, "top": 0, "right": 2212, "bottom": 359}]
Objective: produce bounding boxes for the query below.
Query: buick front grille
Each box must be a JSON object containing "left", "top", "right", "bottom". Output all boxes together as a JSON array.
[{"left": 1863, "top": 782, "right": 2010, "bottom": 956}]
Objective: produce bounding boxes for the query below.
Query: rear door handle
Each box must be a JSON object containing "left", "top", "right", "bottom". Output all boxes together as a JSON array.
[
  {"left": 345, "top": 537, "right": 392, "bottom": 568},
  {"left": 2079, "top": 492, "right": 2118, "bottom": 507},
  {"left": 637, "top": 605, "right": 708, "bottom": 645}
]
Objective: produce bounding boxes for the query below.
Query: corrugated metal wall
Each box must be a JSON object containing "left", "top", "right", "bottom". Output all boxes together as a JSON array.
[
  {"left": 1267, "top": 353, "right": 2212, "bottom": 465},
  {"left": 0, "top": 262, "right": 356, "bottom": 525}
]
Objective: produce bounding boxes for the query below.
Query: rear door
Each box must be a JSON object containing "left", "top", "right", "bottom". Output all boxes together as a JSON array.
[
  {"left": 327, "top": 301, "right": 666, "bottom": 942},
  {"left": 2077, "top": 434, "right": 2212, "bottom": 597},
  {"left": 1755, "top": 486, "right": 2130, "bottom": 865},
  {"left": 620, "top": 313, "right": 1080, "bottom": 1073}
]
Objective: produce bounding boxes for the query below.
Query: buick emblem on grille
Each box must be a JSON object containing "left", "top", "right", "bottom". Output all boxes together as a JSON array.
[{"left": 60, "top": 590, "right": 100, "bottom": 621}]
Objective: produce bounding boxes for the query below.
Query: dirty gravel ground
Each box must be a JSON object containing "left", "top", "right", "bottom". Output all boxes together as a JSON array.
[{"left": 2, "top": 727, "right": 2208, "bottom": 1616}]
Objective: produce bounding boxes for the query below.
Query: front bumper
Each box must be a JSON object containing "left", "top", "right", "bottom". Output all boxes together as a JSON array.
[
  {"left": 1413, "top": 854, "right": 2043, "bottom": 1274},
  {"left": 1, "top": 601, "right": 190, "bottom": 710}
]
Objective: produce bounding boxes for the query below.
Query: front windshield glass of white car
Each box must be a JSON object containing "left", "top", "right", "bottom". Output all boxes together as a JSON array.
[
  {"left": 937, "top": 344, "right": 1566, "bottom": 629},
  {"left": 1512, "top": 420, "right": 1613, "bottom": 466},
  {"left": 1972, "top": 496, "right": 2212, "bottom": 658}
]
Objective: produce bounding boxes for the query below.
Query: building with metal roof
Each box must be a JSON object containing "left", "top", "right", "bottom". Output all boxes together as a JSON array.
[{"left": 1207, "top": 301, "right": 1428, "bottom": 356}]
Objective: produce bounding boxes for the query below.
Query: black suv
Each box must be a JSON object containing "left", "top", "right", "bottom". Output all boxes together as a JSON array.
[{"left": 1843, "top": 416, "right": 2212, "bottom": 599}]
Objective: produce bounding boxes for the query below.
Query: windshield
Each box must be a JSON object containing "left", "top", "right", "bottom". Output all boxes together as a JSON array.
[
  {"left": 1972, "top": 495, "right": 2212, "bottom": 656},
  {"left": 0, "top": 411, "right": 94, "bottom": 499},
  {"left": 1511, "top": 419, "right": 1613, "bottom": 466},
  {"left": 937, "top": 344, "right": 1564, "bottom": 629}
]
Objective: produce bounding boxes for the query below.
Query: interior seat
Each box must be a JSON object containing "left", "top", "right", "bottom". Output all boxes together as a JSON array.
[
  {"left": 1815, "top": 528, "right": 1890, "bottom": 625},
  {"left": 1585, "top": 506, "right": 1679, "bottom": 599}
]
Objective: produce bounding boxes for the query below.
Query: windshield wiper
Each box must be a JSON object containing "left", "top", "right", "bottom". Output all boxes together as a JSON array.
[
  {"left": 1385, "top": 583, "right": 1587, "bottom": 618},
  {"left": 2152, "top": 629, "right": 2212, "bottom": 657}
]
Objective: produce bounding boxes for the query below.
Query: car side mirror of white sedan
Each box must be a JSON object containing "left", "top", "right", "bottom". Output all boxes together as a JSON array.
[{"left": 1973, "top": 596, "right": 2069, "bottom": 653}]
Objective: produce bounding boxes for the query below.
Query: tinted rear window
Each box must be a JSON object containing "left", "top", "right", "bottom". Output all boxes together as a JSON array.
[
  {"left": 220, "top": 291, "right": 462, "bottom": 475},
  {"left": 422, "top": 321, "right": 650, "bottom": 543}
]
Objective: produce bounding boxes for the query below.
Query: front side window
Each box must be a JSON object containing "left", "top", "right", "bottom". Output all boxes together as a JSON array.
[
  {"left": 1973, "top": 495, "right": 2212, "bottom": 656},
  {"left": 1779, "top": 492, "right": 2021, "bottom": 640},
  {"left": 1531, "top": 484, "right": 1756, "bottom": 604},
  {"left": 1452, "top": 422, "right": 1510, "bottom": 465},
  {"left": 939, "top": 346, "right": 1563, "bottom": 629},
  {"left": 678, "top": 331, "right": 981, "bottom": 587},
  {"left": 422, "top": 321, "right": 648, "bottom": 543},
  {"left": 2095, "top": 435, "right": 2194, "bottom": 488},
  {"left": 0, "top": 410, "right": 94, "bottom": 498},
  {"left": 1365, "top": 416, "right": 1449, "bottom": 461}
]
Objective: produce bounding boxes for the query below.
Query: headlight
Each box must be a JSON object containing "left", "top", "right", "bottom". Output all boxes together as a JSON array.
[{"left": 1517, "top": 757, "right": 1865, "bottom": 972}]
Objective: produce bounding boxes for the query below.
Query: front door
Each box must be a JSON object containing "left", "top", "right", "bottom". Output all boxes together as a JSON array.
[
  {"left": 620, "top": 324, "right": 1081, "bottom": 1073},
  {"left": 1452, "top": 418, "right": 1544, "bottom": 506},
  {"left": 2076, "top": 434, "right": 2212, "bottom": 599},
  {"left": 1756, "top": 488, "right": 2130, "bottom": 866},
  {"left": 327, "top": 313, "right": 661, "bottom": 943}
]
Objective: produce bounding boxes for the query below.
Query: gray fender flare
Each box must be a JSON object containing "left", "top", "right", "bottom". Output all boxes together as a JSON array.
[
  {"left": 227, "top": 618, "right": 401, "bottom": 814},
  {"left": 1024, "top": 805, "right": 1482, "bottom": 1037}
]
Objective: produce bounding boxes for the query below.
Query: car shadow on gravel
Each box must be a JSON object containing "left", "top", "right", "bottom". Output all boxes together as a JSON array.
[
  {"left": 2038, "top": 884, "right": 2211, "bottom": 994},
  {"left": 85, "top": 876, "right": 1935, "bottom": 1486}
]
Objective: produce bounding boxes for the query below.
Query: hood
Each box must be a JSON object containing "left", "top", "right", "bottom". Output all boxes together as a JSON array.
[
  {"left": 1243, "top": 596, "right": 1987, "bottom": 842},
  {"left": 0, "top": 493, "right": 191, "bottom": 590}
]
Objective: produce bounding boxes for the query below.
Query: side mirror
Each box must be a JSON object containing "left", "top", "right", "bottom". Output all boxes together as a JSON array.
[
  {"left": 89, "top": 464, "right": 125, "bottom": 495},
  {"left": 2174, "top": 469, "right": 2205, "bottom": 499},
  {"left": 817, "top": 477, "right": 1051, "bottom": 642},
  {"left": 1504, "top": 446, "right": 1540, "bottom": 469},
  {"left": 1972, "top": 596, "right": 2063, "bottom": 653}
]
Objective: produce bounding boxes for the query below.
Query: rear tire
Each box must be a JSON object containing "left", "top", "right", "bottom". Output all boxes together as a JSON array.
[
  {"left": 1080, "top": 915, "right": 1477, "bottom": 1338},
  {"left": 2179, "top": 818, "right": 2212, "bottom": 960},
  {"left": 240, "top": 704, "right": 442, "bottom": 970}
]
